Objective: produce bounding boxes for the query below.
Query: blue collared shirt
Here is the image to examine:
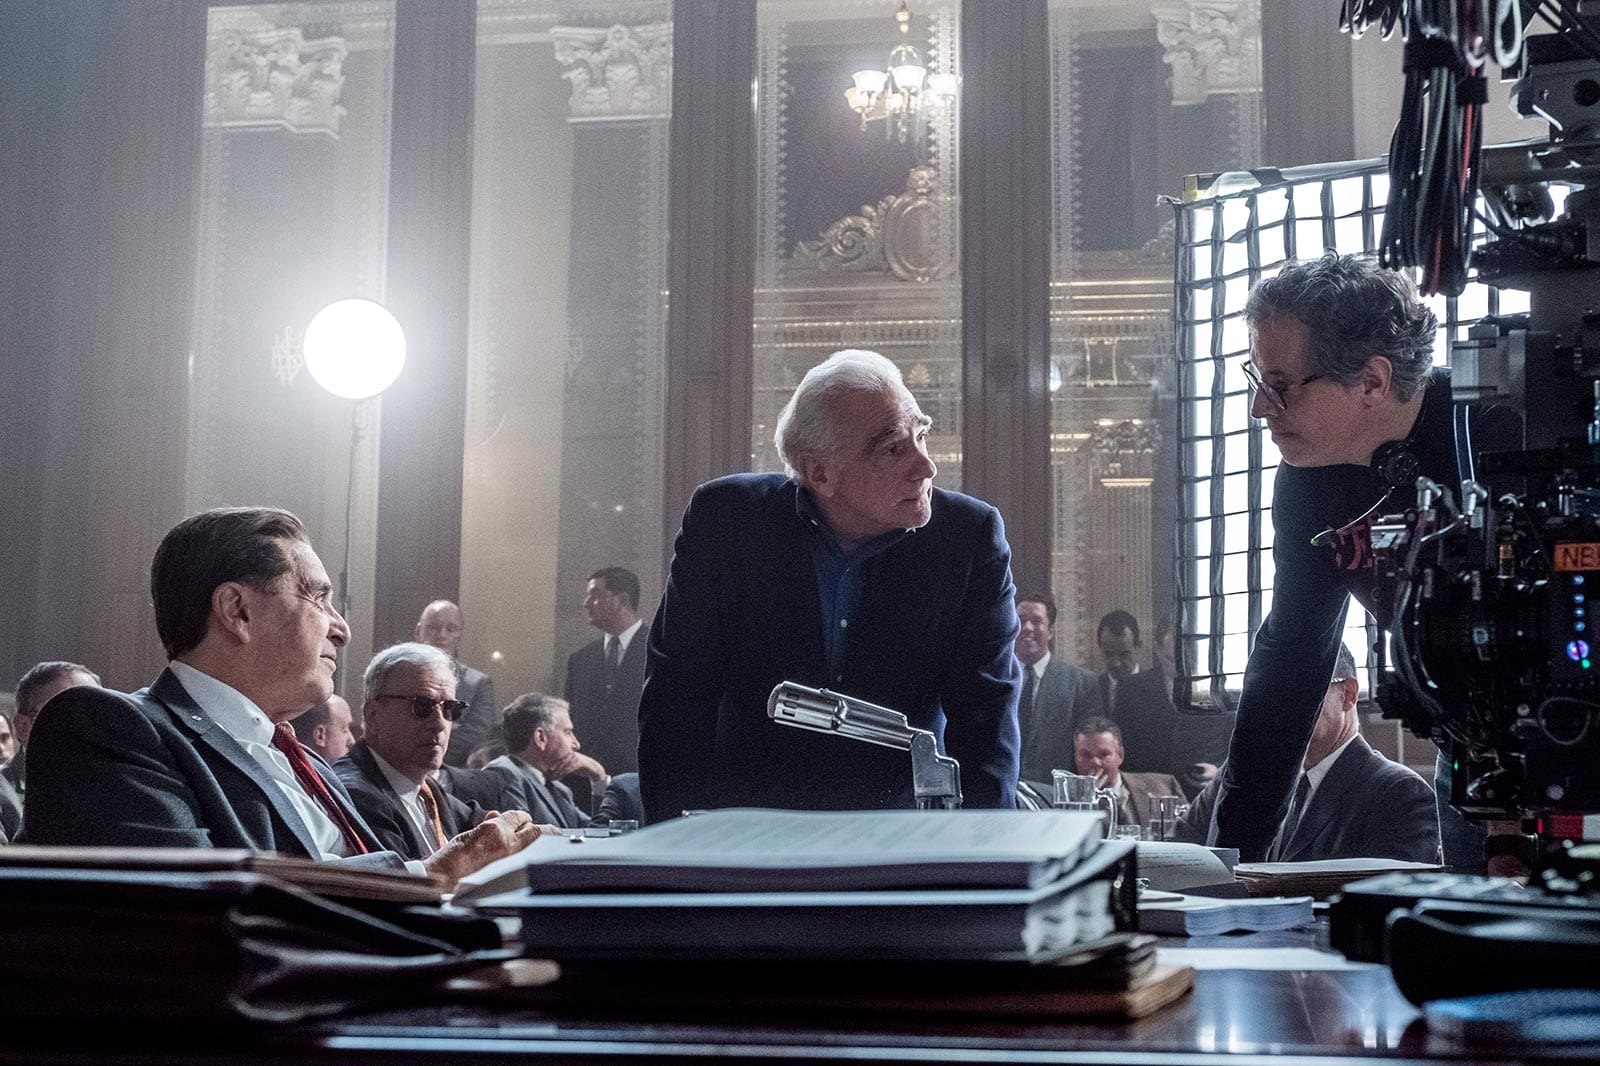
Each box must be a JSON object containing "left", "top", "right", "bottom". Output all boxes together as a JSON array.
[{"left": 794, "top": 487, "right": 913, "bottom": 680}]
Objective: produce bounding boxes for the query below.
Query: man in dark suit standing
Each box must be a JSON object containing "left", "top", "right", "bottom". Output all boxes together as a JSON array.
[
  {"left": 639, "top": 349, "right": 1021, "bottom": 822},
  {"left": 1014, "top": 592, "right": 1101, "bottom": 782},
  {"left": 335, "top": 642, "right": 492, "bottom": 861},
  {"left": 24, "top": 507, "right": 536, "bottom": 888},
  {"left": 415, "top": 599, "right": 497, "bottom": 768},
  {"left": 564, "top": 567, "right": 647, "bottom": 776},
  {"left": 1178, "top": 644, "right": 1440, "bottom": 863},
  {"left": 486, "top": 693, "right": 606, "bottom": 828},
  {"left": 1095, "top": 610, "right": 1178, "bottom": 775}
]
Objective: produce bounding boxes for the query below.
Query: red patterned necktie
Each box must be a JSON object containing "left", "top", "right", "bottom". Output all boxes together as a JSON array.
[{"left": 271, "top": 723, "right": 369, "bottom": 855}]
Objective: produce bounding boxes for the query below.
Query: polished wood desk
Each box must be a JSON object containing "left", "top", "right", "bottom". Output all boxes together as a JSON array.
[{"left": 2, "top": 926, "right": 1590, "bottom": 1066}]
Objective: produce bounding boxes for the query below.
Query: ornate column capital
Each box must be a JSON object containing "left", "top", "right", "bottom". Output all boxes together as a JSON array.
[
  {"left": 551, "top": 23, "right": 672, "bottom": 121},
  {"left": 1152, "top": 0, "right": 1262, "bottom": 106},
  {"left": 205, "top": 13, "right": 348, "bottom": 136},
  {"left": 1086, "top": 419, "right": 1162, "bottom": 486}
]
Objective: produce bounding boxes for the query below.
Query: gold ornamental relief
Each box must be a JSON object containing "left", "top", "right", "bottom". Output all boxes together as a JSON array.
[{"left": 793, "top": 166, "right": 952, "bottom": 283}]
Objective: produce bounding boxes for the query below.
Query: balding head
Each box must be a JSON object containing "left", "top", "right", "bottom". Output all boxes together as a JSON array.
[{"left": 415, "top": 599, "right": 464, "bottom": 659}]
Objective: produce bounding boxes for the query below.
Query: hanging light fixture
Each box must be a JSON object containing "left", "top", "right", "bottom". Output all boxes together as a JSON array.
[{"left": 843, "top": 2, "right": 958, "bottom": 143}]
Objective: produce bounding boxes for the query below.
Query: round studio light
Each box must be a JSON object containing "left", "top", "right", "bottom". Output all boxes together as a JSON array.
[{"left": 303, "top": 298, "right": 406, "bottom": 400}]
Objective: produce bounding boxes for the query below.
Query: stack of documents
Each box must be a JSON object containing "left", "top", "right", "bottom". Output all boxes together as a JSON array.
[
  {"left": 1235, "top": 858, "right": 1445, "bottom": 899},
  {"left": 1138, "top": 891, "right": 1315, "bottom": 935},
  {"left": 463, "top": 808, "right": 1135, "bottom": 961}
]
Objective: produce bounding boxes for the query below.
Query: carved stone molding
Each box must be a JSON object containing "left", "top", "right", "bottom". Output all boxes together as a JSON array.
[
  {"left": 792, "top": 166, "right": 953, "bottom": 283},
  {"left": 1152, "top": 0, "right": 1262, "bottom": 106},
  {"left": 551, "top": 23, "right": 672, "bottom": 121},
  {"left": 205, "top": 18, "right": 348, "bottom": 136},
  {"left": 1086, "top": 418, "right": 1162, "bottom": 485}
]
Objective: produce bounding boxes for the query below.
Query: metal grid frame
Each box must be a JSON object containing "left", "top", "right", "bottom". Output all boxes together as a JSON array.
[{"left": 1173, "top": 163, "right": 1528, "bottom": 708}]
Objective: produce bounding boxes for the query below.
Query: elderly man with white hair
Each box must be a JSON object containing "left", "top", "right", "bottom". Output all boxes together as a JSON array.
[{"left": 638, "top": 349, "right": 1022, "bottom": 822}]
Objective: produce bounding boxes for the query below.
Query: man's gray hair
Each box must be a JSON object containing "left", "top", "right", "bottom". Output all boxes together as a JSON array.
[
  {"left": 773, "top": 348, "right": 908, "bottom": 478},
  {"left": 1244, "top": 252, "right": 1438, "bottom": 402},
  {"left": 1331, "top": 643, "right": 1358, "bottom": 684},
  {"left": 362, "top": 641, "right": 455, "bottom": 705}
]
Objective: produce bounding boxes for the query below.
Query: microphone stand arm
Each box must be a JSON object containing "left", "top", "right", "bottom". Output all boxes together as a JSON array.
[{"left": 767, "top": 681, "right": 963, "bottom": 810}]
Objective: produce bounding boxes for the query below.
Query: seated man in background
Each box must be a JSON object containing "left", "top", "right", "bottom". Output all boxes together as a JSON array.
[
  {"left": 7, "top": 660, "right": 101, "bottom": 795},
  {"left": 640, "top": 349, "right": 1020, "bottom": 821},
  {"left": 1073, "top": 716, "right": 1184, "bottom": 832},
  {"left": 290, "top": 693, "right": 356, "bottom": 764},
  {"left": 335, "top": 643, "right": 510, "bottom": 861},
  {"left": 24, "top": 507, "right": 536, "bottom": 888},
  {"left": 1015, "top": 591, "right": 1101, "bottom": 784},
  {"left": 414, "top": 599, "right": 497, "bottom": 769},
  {"left": 487, "top": 694, "right": 608, "bottom": 829},
  {"left": 1177, "top": 644, "right": 1441, "bottom": 863}
]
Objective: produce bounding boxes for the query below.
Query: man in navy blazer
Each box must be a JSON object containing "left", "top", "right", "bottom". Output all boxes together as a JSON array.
[
  {"left": 24, "top": 507, "right": 537, "bottom": 887},
  {"left": 638, "top": 350, "right": 1021, "bottom": 822}
]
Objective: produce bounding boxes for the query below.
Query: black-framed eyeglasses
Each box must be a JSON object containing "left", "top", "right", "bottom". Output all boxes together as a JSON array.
[
  {"left": 374, "top": 693, "right": 469, "bottom": 722},
  {"left": 1242, "top": 360, "right": 1324, "bottom": 412}
]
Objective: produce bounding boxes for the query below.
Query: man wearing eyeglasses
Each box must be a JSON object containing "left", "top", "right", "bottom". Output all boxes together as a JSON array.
[
  {"left": 1208, "top": 253, "right": 1487, "bottom": 868},
  {"left": 334, "top": 643, "right": 510, "bottom": 860},
  {"left": 24, "top": 507, "right": 538, "bottom": 887}
]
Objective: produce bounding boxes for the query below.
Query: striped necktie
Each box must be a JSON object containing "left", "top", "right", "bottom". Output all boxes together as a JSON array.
[{"left": 270, "top": 724, "right": 369, "bottom": 855}]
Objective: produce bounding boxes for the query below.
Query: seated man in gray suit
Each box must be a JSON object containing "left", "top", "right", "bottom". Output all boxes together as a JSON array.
[
  {"left": 487, "top": 694, "right": 609, "bottom": 829},
  {"left": 1073, "top": 716, "right": 1185, "bottom": 832},
  {"left": 24, "top": 507, "right": 536, "bottom": 888},
  {"left": 1015, "top": 591, "right": 1101, "bottom": 783},
  {"left": 335, "top": 643, "right": 511, "bottom": 861},
  {"left": 1177, "top": 644, "right": 1441, "bottom": 863}
]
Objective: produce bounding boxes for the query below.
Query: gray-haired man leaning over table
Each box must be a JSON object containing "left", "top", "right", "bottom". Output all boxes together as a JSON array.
[
  {"left": 24, "top": 507, "right": 538, "bottom": 888},
  {"left": 638, "top": 349, "right": 1022, "bottom": 822}
]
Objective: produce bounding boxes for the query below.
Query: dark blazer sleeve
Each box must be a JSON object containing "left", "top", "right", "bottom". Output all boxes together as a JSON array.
[
  {"left": 597, "top": 772, "right": 644, "bottom": 823},
  {"left": 934, "top": 503, "right": 1021, "bottom": 810},
  {"left": 25, "top": 686, "right": 221, "bottom": 848},
  {"left": 638, "top": 485, "right": 730, "bottom": 822},
  {"left": 1210, "top": 465, "right": 1351, "bottom": 859}
]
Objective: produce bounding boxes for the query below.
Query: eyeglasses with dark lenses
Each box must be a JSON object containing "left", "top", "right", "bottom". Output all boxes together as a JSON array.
[{"left": 376, "top": 694, "right": 469, "bottom": 721}]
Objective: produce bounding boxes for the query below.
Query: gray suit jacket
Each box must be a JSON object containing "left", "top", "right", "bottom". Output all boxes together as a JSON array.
[
  {"left": 1177, "top": 735, "right": 1441, "bottom": 864},
  {"left": 1117, "top": 770, "right": 1186, "bottom": 829},
  {"left": 484, "top": 754, "right": 591, "bottom": 828},
  {"left": 1018, "top": 657, "right": 1102, "bottom": 782},
  {"left": 334, "top": 741, "right": 477, "bottom": 861},
  {"left": 23, "top": 670, "right": 405, "bottom": 871},
  {"left": 443, "top": 662, "right": 496, "bottom": 768}
]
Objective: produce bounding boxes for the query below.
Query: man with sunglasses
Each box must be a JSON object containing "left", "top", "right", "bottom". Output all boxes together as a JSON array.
[
  {"left": 1208, "top": 253, "right": 1491, "bottom": 869},
  {"left": 24, "top": 508, "right": 538, "bottom": 887},
  {"left": 335, "top": 643, "right": 512, "bottom": 860}
]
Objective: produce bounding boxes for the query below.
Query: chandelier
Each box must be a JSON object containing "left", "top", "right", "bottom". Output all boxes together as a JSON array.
[{"left": 843, "top": 2, "right": 958, "bottom": 143}]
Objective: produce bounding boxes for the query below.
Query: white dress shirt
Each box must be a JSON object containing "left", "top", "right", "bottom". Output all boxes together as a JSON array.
[
  {"left": 1301, "top": 733, "right": 1359, "bottom": 812},
  {"left": 167, "top": 660, "right": 349, "bottom": 860},
  {"left": 370, "top": 748, "right": 440, "bottom": 856},
  {"left": 608, "top": 618, "right": 644, "bottom": 661}
]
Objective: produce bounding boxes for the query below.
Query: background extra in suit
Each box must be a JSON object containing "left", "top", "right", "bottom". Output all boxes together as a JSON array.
[
  {"left": 415, "top": 600, "right": 499, "bottom": 768},
  {"left": 565, "top": 567, "right": 649, "bottom": 776},
  {"left": 1014, "top": 592, "right": 1102, "bottom": 782}
]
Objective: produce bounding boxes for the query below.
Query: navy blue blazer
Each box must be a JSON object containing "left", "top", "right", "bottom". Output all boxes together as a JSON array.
[
  {"left": 23, "top": 669, "right": 405, "bottom": 871},
  {"left": 638, "top": 474, "right": 1021, "bottom": 822}
]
